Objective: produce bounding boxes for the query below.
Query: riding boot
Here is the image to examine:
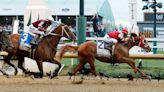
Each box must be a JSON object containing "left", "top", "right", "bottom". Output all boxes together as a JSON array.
[
  {"left": 106, "top": 46, "right": 113, "bottom": 57},
  {"left": 104, "top": 42, "right": 113, "bottom": 57}
]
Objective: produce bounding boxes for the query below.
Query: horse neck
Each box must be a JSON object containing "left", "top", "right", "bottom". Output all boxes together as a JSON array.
[
  {"left": 124, "top": 38, "right": 139, "bottom": 51},
  {"left": 39, "top": 25, "right": 64, "bottom": 53},
  {"left": 126, "top": 42, "right": 134, "bottom": 50},
  {"left": 45, "top": 35, "right": 61, "bottom": 49}
]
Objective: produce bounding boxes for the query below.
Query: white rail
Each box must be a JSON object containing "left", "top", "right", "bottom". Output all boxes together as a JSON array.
[{"left": 61, "top": 37, "right": 164, "bottom": 42}]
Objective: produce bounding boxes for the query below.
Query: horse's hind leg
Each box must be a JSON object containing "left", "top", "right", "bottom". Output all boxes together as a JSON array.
[
  {"left": 88, "top": 58, "right": 97, "bottom": 76},
  {"left": 73, "top": 61, "right": 86, "bottom": 75},
  {"left": 72, "top": 60, "right": 86, "bottom": 81},
  {"left": 4, "top": 54, "right": 18, "bottom": 75},
  {"left": 0, "top": 69, "right": 9, "bottom": 77}
]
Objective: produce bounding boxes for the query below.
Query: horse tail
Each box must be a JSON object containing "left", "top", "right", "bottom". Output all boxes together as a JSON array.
[{"left": 56, "top": 45, "right": 79, "bottom": 61}]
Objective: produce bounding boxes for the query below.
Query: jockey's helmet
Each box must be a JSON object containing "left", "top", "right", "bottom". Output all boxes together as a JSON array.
[
  {"left": 122, "top": 28, "right": 128, "bottom": 35},
  {"left": 46, "top": 16, "right": 54, "bottom": 22}
]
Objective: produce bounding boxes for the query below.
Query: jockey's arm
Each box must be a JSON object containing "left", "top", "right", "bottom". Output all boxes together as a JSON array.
[
  {"left": 118, "top": 33, "right": 128, "bottom": 42},
  {"left": 103, "top": 34, "right": 118, "bottom": 44},
  {"left": 38, "top": 21, "right": 46, "bottom": 32}
]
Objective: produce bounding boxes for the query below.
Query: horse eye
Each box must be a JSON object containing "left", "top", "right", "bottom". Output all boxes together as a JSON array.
[{"left": 142, "top": 39, "right": 146, "bottom": 44}]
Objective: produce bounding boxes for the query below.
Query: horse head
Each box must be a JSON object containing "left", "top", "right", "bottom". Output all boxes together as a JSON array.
[
  {"left": 48, "top": 22, "right": 76, "bottom": 41},
  {"left": 130, "top": 33, "right": 151, "bottom": 52}
]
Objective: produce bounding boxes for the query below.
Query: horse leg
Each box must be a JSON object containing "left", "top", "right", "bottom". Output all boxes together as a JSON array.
[
  {"left": 87, "top": 58, "right": 97, "bottom": 76},
  {"left": 48, "top": 59, "right": 61, "bottom": 79},
  {"left": 17, "top": 56, "right": 27, "bottom": 73},
  {"left": 35, "top": 60, "right": 44, "bottom": 78},
  {"left": 73, "top": 60, "right": 86, "bottom": 76},
  {"left": 72, "top": 60, "right": 86, "bottom": 82},
  {"left": 4, "top": 55, "right": 18, "bottom": 75},
  {"left": 121, "top": 57, "right": 148, "bottom": 79},
  {"left": 0, "top": 69, "right": 9, "bottom": 78}
]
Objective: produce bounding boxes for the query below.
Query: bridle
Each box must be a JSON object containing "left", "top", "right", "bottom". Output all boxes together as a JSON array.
[
  {"left": 47, "top": 25, "right": 72, "bottom": 40},
  {"left": 131, "top": 36, "right": 149, "bottom": 48},
  {"left": 138, "top": 36, "right": 149, "bottom": 48}
]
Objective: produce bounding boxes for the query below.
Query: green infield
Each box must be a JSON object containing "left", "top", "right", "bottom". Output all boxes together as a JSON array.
[{"left": 60, "top": 58, "right": 164, "bottom": 79}]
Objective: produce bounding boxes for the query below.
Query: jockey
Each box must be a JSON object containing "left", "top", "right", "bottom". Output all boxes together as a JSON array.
[
  {"left": 27, "top": 16, "right": 54, "bottom": 45},
  {"left": 103, "top": 28, "right": 129, "bottom": 55}
]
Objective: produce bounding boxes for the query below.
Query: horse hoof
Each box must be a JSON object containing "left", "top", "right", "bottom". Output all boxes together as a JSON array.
[
  {"left": 68, "top": 72, "right": 73, "bottom": 76},
  {"left": 24, "top": 73, "right": 32, "bottom": 77},
  {"left": 30, "top": 75, "right": 35, "bottom": 80},
  {"left": 14, "top": 69, "right": 18, "bottom": 75},
  {"left": 6, "top": 75, "right": 10, "bottom": 78},
  {"left": 33, "top": 72, "right": 43, "bottom": 78},
  {"left": 147, "top": 75, "right": 152, "bottom": 81},
  {"left": 48, "top": 71, "right": 57, "bottom": 79},
  {"left": 49, "top": 74, "right": 57, "bottom": 79}
]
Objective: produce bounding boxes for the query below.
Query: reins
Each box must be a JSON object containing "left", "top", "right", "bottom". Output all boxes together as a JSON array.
[{"left": 46, "top": 25, "right": 72, "bottom": 40}]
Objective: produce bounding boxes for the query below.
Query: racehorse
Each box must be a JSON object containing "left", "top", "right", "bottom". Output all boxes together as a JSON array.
[
  {"left": 57, "top": 33, "right": 151, "bottom": 79},
  {"left": 2, "top": 23, "right": 76, "bottom": 78}
]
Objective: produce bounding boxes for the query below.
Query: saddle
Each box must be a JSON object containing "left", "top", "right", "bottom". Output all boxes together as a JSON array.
[{"left": 97, "top": 41, "right": 113, "bottom": 58}]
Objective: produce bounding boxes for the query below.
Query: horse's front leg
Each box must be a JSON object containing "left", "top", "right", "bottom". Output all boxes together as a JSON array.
[
  {"left": 48, "top": 58, "right": 61, "bottom": 79},
  {"left": 17, "top": 56, "right": 28, "bottom": 73},
  {"left": 121, "top": 57, "right": 150, "bottom": 80},
  {"left": 35, "top": 60, "right": 44, "bottom": 78}
]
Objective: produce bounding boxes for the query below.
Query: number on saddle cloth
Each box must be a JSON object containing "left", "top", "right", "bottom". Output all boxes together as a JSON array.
[
  {"left": 19, "top": 32, "right": 33, "bottom": 50},
  {"left": 97, "top": 41, "right": 111, "bottom": 58}
]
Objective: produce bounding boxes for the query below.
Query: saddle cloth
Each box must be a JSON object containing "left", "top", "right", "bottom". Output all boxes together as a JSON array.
[
  {"left": 96, "top": 41, "right": 111, "bottom": 58},
  {"left": 19, "top": 32, "right": 33, "bottom": 51}
]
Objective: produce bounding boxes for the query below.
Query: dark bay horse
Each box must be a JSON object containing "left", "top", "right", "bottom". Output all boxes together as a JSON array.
[
  {"left": 2, "top": 23, "right": 76, "bottom": 78},
  {"left": 57, "top": 33, "right": 151, "bottom": 79}
]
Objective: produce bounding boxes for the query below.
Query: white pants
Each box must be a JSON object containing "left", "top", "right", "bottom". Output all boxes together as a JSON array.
[{"left": 103, "top": 34, "right": 118, "bottom": 45}]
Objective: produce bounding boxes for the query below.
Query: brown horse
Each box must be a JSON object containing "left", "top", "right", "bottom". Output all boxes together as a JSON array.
[
  {"left": 57, "top": 33, "right": 151, "bottom": 79},
  {"left": 2, "top": 23, "right": 76, "bottom": 78}
]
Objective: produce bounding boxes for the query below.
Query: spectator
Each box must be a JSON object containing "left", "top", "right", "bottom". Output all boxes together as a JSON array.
[{"left": 92, "top": 14, "right": 100, "bottom": 37}]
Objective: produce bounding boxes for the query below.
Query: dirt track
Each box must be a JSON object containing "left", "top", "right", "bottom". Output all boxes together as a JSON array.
[{"left": 0, "top": 76, "right": 163, "bottom": 92}]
